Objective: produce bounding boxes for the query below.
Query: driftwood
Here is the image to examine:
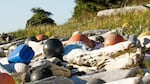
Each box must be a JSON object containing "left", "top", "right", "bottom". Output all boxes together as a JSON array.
[{"left": 64, "top": 41, "right": 145, "bottom": 70}]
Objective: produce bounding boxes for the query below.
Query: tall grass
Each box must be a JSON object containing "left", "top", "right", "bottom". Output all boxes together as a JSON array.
[{"left": 10, "top": 10, "right": 150, "bottom": 39}]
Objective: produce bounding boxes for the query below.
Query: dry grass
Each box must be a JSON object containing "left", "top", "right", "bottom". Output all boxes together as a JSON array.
[{"left": 10, "top": 10, "right": 150, "bottom": 39}]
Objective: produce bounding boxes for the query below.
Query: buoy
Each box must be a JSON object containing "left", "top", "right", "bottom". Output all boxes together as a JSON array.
[
  {"left": 36, "top": 34, "right": 48, "bottom": 41},
  {"left": 68, "top": 34, "right": 93, "bottom": 48},
  {"left": 0, "top": 72, "right": 15, "bottom": 84},
  {"left": 43, "top": 39, "right": 63, "bottom": 60},
  {"left": 104, "top": 33, "right": 125, "bottom": 47}
]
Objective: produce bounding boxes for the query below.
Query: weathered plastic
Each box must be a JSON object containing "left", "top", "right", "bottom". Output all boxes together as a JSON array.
[{"left": 8, "top": 44, "right": 34, "bottom": 64}]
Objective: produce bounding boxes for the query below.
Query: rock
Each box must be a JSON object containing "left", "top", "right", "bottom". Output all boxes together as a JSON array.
[
  {"left": 97, "top": 4, "right": 150, "bottom": 16},
  {"left": 105, "top": 77, "right": 143, "bottom": 84},
  {"left": 70, "top": 67, "right": 141, "bottom": 84},
  {"left": 142, "top": 72, "right": 150, "bottom": 84},
  {"left": 25, "top": 76, "right": 74, "bottom": 84},
  {"left": 86, "top": 78, "right": 106, "bottom": 84},
  {"left": 29, "top": 59, "right": 71, "bottom": 78}
]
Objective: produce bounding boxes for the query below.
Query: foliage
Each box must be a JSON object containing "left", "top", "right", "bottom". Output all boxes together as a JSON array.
[
  {"left": 31, "top": 7, "right": 52, "bottom": 16},
  {"left": 73, "top": 0, "right": 150, "bottom": 18},
  {"left": 26, "top": 7, "right": 55, "bottom": 28},
  {"left": 10, "top": 10, "right": 150, "bottom": 40},
  {"left": 15, "top": 78, "right": 22, "bottom": 84}
]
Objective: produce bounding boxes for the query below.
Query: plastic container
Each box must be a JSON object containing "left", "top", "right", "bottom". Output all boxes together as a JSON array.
[{"left": 8, "top": 44, "right": 34, "bottom": 64}]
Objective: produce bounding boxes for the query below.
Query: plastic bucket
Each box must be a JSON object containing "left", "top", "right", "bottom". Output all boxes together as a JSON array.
[{"left": 8, "top": 44, "right": 34, "bottom": 64}]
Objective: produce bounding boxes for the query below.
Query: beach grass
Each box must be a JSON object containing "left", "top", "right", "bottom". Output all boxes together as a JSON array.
[{"left": 10, "top": 10, "right": 150, "bottom": 39}]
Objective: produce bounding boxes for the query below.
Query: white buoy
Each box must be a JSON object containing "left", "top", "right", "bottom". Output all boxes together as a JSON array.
[{"left": 14, "top": 63, "right": 28, "bottom": 73}]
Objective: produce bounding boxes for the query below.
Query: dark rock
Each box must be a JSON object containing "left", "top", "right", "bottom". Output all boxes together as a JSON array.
[
  {"left": 87, "top": 78, "right": 106, "bottom": 84},
  {"left": 25, "top": 76, "right": 74, "bottom": 84}
]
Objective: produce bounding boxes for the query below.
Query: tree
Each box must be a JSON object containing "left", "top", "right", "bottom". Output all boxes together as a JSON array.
[{"left": 26, "top": 7, "right": 56, "bottom": 28}]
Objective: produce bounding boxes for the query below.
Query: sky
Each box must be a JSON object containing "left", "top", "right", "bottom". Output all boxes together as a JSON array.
[{"left": 0, "top": 0, "right": 76, "bottom": 33}]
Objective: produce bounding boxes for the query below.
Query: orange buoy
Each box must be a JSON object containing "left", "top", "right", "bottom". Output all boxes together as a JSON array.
[
  {"left": 0, "top": 72, "right": 15, "bottom": 84},
  {"left": 68, "top": 34, "right": 93, "bottom": 48},
  {"left": 36, "top": 34, "right": 48, "bottom": 41},
  {"left": 104, "top": 33, "right": 125, "bottom": 47}
]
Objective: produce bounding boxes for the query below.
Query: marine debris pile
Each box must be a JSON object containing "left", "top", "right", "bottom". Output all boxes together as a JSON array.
[{"left": 0, "top": 4, "right": 150, "bottom": 84}]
